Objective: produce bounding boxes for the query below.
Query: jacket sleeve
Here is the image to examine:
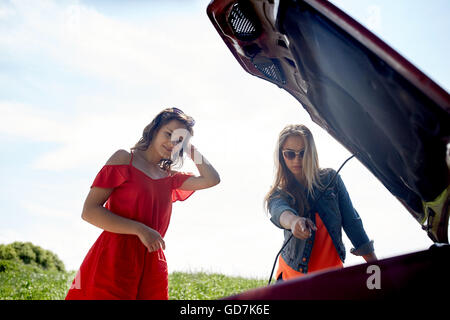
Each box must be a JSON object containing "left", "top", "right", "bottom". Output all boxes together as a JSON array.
[
  {"left": 268, "top": 192, "right": 298, "bottom": 229},
  {"left": 336, "top": 174, "right": 375, "bottom": 256}
]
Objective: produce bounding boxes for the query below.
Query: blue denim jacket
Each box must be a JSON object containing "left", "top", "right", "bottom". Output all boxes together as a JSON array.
[{"left": 268, "top": 169, "right": 374, "bottom": 274}]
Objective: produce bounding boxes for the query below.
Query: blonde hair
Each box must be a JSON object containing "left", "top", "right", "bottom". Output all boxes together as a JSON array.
[
  {"left": 131, "top": 107, "right": 195, "bottom": 171},
  {"left": 264, "top": 124, "right": 323, "bottom": 216}
]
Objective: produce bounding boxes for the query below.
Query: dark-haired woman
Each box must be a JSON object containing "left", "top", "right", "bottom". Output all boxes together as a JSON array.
[
  {"left": 66, "top": 108, "right": 220, "bottom": 299},
  {"left": 265, "top": 124, "right": 376, "bottom": 282}
]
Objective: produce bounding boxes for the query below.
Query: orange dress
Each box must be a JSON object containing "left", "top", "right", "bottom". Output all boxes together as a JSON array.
[
  {"left": 66, "top": 153, "right": 194, "bottom": 300},
  {"left": 276, "top": 213, "right": 343, "bottom": 280}
]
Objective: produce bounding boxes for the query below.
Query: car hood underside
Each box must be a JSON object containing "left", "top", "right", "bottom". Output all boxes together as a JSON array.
[{"left": 207, "top": 0, "right": 450, "bottom": 241}]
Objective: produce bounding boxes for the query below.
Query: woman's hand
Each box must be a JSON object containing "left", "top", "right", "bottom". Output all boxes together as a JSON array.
[
  {"left": 363, "top": 252, "right": 378, "bottom": 263},
  {"left": 280, "top": 211, "right": 317, "bottom": 239},
  {"left": 290, "top": 217, "right": 317, "bottom": 240},
  {"left": 136, "top": 224, "right": 166, "bottom": 252}
]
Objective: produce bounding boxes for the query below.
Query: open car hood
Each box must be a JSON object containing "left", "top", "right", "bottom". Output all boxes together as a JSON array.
[{"left": 207, "top": 0, "right": 450, "bottom": 243}]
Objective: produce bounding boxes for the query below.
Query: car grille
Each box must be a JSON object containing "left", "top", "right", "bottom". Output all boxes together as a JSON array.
[
  {"left": 253, "top": 58, "right": 286, "bottom": 85},
  {"left": 228, "top": 2, "right": 260, "bottom": 41}
]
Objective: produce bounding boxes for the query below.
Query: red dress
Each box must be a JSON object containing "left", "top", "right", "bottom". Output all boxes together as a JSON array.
[{"left": 65, "top": 153, "right": 194, "bottom": 300}]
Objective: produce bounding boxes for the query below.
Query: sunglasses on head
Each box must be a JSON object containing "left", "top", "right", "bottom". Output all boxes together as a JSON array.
[{"left": 282, "top": 149, "right": 305, "bottom": 160}]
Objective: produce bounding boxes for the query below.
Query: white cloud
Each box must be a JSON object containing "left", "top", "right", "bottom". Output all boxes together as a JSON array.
[
  {"left": 0, "top": 102, "right": 66, "bottom": 142},
  {"left": 0, "top": 100, "right": 136, "bottom": 170},
  {"left": 1, "top": 0, "right": 216, "bottom": 90},
  {"left": 0, "top": 0, "right": 259, "bottom": 170}
]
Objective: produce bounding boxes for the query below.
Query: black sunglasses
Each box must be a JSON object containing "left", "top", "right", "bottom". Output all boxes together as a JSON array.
[{"left": 282, "top": 149, "right": 305, "bottom": 160}]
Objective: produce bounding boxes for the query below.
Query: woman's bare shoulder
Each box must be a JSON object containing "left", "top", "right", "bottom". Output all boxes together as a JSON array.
[{"left": 105, "top": 149, "right": 131, "bottom": 165}]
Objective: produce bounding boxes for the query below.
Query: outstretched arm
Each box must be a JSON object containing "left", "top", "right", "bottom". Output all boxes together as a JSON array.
[{"left": 280, "top": 210, "right": 317, "bottom": 240}]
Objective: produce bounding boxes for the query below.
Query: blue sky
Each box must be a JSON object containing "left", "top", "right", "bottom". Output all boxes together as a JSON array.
[{"left": 0, "top": 0, "right": 448, "bottom": 279}]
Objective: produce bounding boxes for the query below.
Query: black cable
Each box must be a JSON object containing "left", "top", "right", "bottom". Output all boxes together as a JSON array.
[{"left": 267, "top": 154, "right": 355, "bottom": 285}]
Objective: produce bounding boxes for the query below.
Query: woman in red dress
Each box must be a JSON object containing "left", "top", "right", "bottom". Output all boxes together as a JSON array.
[{"left": 66, "top": 108, "right": 220, "bottom": 300}]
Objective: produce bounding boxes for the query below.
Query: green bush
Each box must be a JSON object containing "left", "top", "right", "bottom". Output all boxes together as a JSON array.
[
  {"left": 0, "top": 259, "right": 19, "bottom": 273},
  {"left": 0, "top": 242, "right": 65, "bottom": 272},
  {"left": 0, "top": 244, "right": 18, "bottom": 260},
  {"left": 11, "top": 242, "right": 36, "bottom": 264}
]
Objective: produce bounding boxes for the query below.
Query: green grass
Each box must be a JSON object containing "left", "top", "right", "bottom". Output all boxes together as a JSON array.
[
  {"left": 169, "top": 271, "right": 266, "bottom": 300},
  {"left": 0, "top": 260, "right": 76, "bottom": 300},
  {"left": 0, "top": 260, "right": 267, "bottom": 300}
]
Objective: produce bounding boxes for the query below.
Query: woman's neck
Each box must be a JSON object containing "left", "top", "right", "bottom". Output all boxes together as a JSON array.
[
  {"left": 294, "top": 174, "right": 305, "bottom": 185},
  {"left": 138, "top": 147, "right": 161, "bottom": 166}
]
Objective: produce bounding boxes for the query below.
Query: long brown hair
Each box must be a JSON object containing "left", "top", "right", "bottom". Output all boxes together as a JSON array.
[
  {"left": 264, "top": 124, "right": 323, "bottom": 216},
  {"left": 131, "top": 107, "right": 195, "bottom": 171}
]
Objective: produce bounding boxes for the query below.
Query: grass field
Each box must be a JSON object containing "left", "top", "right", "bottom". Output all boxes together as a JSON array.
[{"left": 0, "top": 260, "right": 267, "bottom": 300}]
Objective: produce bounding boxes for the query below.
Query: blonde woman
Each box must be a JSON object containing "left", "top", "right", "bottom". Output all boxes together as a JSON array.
[
  {"left": 265, "top": 124, "right": 376, "bottom": 281},
  {"left": 66, "top": 107, "right": 220, "bottom": 299}
]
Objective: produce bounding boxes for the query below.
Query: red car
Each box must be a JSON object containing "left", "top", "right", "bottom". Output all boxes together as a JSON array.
[{"left": 207, "top": 0, "right": 450, "bottom": 299}]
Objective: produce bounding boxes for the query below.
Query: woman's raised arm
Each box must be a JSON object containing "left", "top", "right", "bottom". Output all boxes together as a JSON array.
[{"left": 178, "top": 144, "right": 220, "bottom": 191}]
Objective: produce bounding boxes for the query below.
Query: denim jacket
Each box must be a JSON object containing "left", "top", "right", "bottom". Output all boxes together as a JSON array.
[{"left": 268, "top": 168, "right": 374, "bottom": 274}]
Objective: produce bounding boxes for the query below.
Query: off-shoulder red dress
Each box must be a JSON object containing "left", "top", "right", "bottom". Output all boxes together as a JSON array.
[{"left": 65, "top": 152, "right": 194, "bottom": 300}]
